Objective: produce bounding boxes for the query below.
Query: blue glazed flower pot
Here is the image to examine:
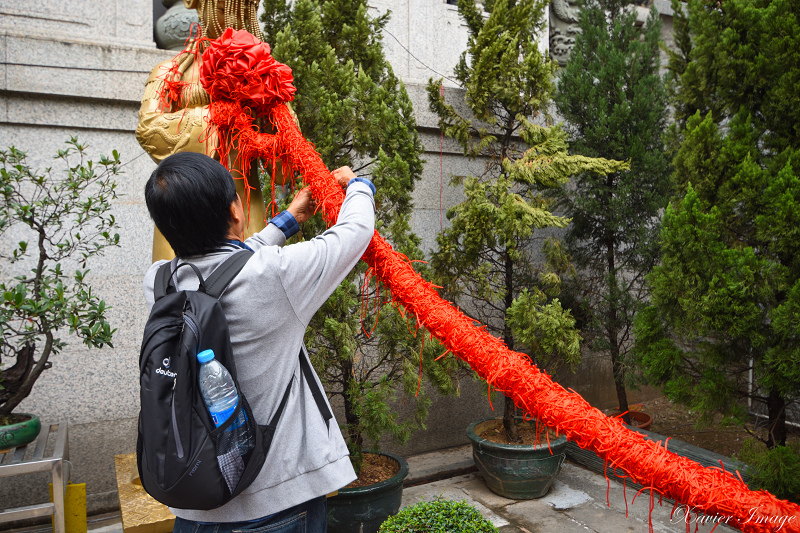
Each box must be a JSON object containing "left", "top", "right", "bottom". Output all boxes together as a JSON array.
[
  {"left": 467, "top": 417, "right": 567, "bottom": 499},
  {"left": 327, "top": 451, "right": 409, "bottom": 533}
]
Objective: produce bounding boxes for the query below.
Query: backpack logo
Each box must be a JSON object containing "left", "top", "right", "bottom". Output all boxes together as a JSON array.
[
  {"left": 156, "top": 363, "right": 177, "bottom": 378},
  {"left": 163, "top": 358, "right": 171, "bottom": 369}
]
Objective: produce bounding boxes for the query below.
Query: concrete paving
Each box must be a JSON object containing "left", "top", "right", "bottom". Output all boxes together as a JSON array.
[
  {"left": 67, "top": 445, "right": 742, "bottom": 533},
  {"left": 402, "top": 446, "right": 739, "bottom": 533}
]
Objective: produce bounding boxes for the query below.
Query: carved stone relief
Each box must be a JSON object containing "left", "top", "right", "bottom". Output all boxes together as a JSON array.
[
  {"left": 549, "top": 0, "right": 581, "bottom": 65},
  {"left": 154, "top": 0, "right": 199, "bottom": 50}
]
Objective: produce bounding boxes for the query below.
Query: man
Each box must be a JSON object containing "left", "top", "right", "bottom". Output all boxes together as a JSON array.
[{"left": 142, "top": 151, "right": 376, "bottom": 532}]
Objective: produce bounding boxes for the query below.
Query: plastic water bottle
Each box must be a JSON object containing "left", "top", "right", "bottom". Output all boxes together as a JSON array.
[{"left": 197, "top": 349, "right": 253, "bottom": 456}]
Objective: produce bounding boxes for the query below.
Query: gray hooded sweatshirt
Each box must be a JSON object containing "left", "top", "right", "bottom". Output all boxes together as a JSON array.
[{"left": 142, "top": 181, "right": 375, "bottom": 522}]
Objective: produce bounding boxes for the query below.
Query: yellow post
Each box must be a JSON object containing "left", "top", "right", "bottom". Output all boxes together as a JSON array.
[{"left": 49, "top": 482, "right": 87, "bottom": 533}]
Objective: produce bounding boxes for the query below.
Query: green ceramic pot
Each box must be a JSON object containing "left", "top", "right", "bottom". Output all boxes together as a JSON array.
[
  {"left": 0, "top": 413, "right": 41, "bottom": 450},
  {"left": 327, "top": 451, "right": 409, "bottom": 533},
  {"left": 467, "top": 417, "right": 567, "bottom": 499}
]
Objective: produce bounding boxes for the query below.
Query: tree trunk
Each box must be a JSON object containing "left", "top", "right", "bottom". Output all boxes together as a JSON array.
[
  {"left": 0, "top": 343, "right": 35, "bottom": 416},
  {"left": 610, "top": 345, "right": 630, "bottom": 425},
  {"left": 341, "top": 358, "right": 364, "bottom": 471},
  {"left": 1, "top": 339, "right": 51, "bottom": 417},
  {"left": 605, "top": 198, "right": 630, "bottom": 425},
  {"left": 0, "top": 230, "right": 51, "bottom": 416},
  {"left": 503, "top": 395, "right": 519, "bottom": 442},
  {"left": 766, "top": 388, "right": 787, "bottom": 448},
  {"left": 502, "top": 251, "right": 520, "bottom": 442}
]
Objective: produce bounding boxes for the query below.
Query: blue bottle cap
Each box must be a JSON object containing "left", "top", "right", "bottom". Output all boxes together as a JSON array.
[{"left": 197, "top": 349, "right": 215, "bottom": 364}]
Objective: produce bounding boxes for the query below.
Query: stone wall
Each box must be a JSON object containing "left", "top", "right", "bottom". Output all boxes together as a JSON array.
[{"left": 0, "top": 0, "right": 173, "bottom": 516}]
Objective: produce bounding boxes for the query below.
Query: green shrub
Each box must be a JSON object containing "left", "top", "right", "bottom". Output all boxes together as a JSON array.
[
  {"left": 0, "top": 138, "right": 120, "bottom": 416},
  {"left": 737, "top": 438, "right": 800, "bottom": 503},
  {"left": 379, "top": 499, "right": 498, "bottom": 533}
]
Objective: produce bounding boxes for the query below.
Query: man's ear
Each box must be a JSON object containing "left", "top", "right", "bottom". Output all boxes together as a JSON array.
[{"left": 230, "top": 195, "right": 243, "bottom": 225}]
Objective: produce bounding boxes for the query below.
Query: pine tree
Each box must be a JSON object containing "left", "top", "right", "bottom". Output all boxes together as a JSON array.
[
  {"left": 634, "top": 0, "right": 800, "bottom": 450},
  {"left": 261, "top": 0, "right": 459, "bottom": 471},
  {"left": 553, "top": 0, "right": 670, "bottom": 423},
  {"left": 427, "top": 0, "right": 626, "bottom": 442}
]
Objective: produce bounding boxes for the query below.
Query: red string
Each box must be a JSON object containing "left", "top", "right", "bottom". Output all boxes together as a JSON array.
[
  {"left": 199, "top": 30, "right": 800, "bottom": 533},
  {"left": 439, "top": 84, "right": 445, "bottom": 233}
]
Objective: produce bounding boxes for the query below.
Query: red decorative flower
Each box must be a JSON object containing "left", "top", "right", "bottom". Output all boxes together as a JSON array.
[{"left": 200, "top": 28, "right": 296, "bottom": 110}]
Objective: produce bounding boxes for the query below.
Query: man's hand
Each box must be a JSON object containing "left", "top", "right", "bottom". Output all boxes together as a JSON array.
[
  {"left": 332, "top": 166, "right": 357, "bottom": 189},
  {"left": 287, "top": 187, "right": 315, "bottom": 224},
  {"left": 287, "top": 167, "right": 357, "bottom": 224}
]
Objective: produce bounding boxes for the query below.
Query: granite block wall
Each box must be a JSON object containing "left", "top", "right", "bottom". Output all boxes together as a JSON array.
[{"left": 0, "top": 0, "right": 172, "bottom": 516}]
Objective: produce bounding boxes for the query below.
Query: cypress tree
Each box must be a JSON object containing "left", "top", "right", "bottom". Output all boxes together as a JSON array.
[
  {"left": 634, "top": 0, "right": 800, "bottom": 451},
  {"left": 261, "top": 0, "right": 459, "bottom": 471},
  {"left": 428, "top": 0, "right": 625, "bottom": 441},
  {"left": 554, "top": 0, "right": 670, "bottom": 422}
]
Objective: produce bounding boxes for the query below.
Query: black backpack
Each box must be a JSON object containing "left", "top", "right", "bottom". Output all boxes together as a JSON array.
[{"left": 136, "top": 251, "right": 292, "bottom": 510}]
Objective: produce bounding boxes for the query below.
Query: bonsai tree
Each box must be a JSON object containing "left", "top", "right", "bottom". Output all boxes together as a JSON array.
[
  {"left": 427, "top": 0, "right": 626, "bottom": 442},
  {"left": 553, "top": 0, "right": 670, "bottom": 423},
  {"left": 262, "top": 0, "right": 459, "bottom": 472},
  {"left": 0, "top": 138, "right": 120, "bottom": 419}
]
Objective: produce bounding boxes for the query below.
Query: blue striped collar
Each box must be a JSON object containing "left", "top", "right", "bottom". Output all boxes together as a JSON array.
[{"left": 223, "top": 239, "right": 255, "bottom": 252}]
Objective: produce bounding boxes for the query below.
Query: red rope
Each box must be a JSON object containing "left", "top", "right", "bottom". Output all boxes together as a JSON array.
[{"left": 199, "top": 30, "right": 800, "bottom": 533}]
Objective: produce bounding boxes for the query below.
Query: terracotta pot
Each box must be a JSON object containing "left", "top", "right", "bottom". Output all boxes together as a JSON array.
[{"left": 610, "top": 410, "right": 653, "bottom": 431}]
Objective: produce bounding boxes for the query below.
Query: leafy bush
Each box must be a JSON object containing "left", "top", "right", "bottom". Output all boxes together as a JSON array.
[
  {"left": 0, "top": 138, "right": 120, "bottom": 416},
  {"left": 737, "top": 438, "right": 800, "bottom": 503},
  {"left": 379, "top": 499, "right": 498, "bottom": 533}
]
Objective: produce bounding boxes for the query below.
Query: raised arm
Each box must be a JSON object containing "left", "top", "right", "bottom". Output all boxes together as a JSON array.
[{"left": 274, "top": 169, "right": 376, "bottom": 325}]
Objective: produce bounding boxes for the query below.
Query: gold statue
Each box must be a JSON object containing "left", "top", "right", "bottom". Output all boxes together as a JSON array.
[{"left": 137, "top": 0, "right": 286, "bottom": 261}]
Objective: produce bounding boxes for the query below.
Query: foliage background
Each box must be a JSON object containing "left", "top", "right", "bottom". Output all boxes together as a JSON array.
[
  {"left": 262, "top": 0, "right": 460, "bottom": 470},
  {"left": 634, "top": 0, "right": 800, "bottom": 453},
  {"left": 554, "top": 0, "right": 670, "bottom": 422}
]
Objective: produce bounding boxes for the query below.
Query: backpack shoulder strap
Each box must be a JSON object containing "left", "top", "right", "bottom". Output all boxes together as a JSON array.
[
  {"left": 153, "top": 261, "right": 174, "bottom": 301},
  {"left": 154, "top": 258, "right": 207, "bottom": 300},
  {"left": 299, "top": 348, "right": 333, "bottom": 429},
  {"left": 203, "top": 250, "right": 254, "bottom": 299},
  {"left": 264, "top": 348, "right": 332, "bottom": 436}
]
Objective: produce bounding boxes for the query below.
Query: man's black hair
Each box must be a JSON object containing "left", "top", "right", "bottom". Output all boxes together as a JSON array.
[{"left": 145, "top": 152, "right": 237, "bottom": 257}]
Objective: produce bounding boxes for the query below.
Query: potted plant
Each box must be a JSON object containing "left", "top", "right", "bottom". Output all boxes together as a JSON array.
[
  {"left": 379, "top": 498, "right": 499, "bottom": 533},
  {"left": 0, "top": 138, "right": 120, "bottom": 449},
  {"left": 261, "top": 2, "right": 461, "bottom": 531},
  {"left": 427, "top": 0, "right": 627, "bottom": 499}
]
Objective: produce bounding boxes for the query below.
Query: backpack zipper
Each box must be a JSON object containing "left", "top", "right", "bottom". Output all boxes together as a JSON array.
[
  {"left": 171, "top": 314, "right": 199, "bottom": 461},
  {"left": 171, "top": 381, "right": 184, "bottom": 459},
  {"left": 183, "top": 314, "right": 200, "bottom": 349}
]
